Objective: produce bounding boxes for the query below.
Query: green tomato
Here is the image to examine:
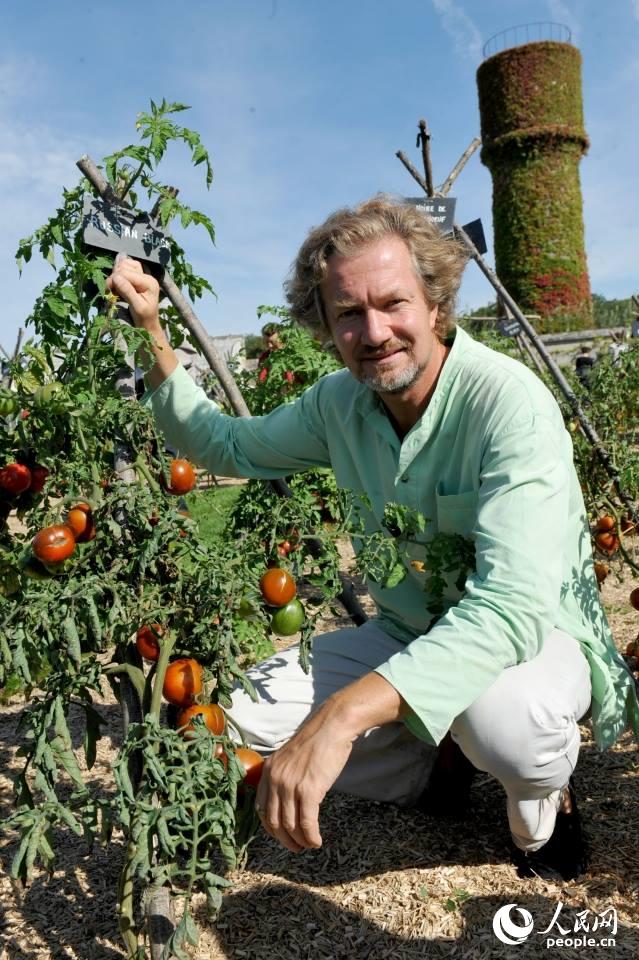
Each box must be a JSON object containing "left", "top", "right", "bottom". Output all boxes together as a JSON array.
[
  {"left": 237, "top": 597, "right": 258, "bottom": 621},
  {"left": 270, "top": 598, "right": 305, "bottom": 637},
  {"left": 34, "top": 381, "right": 65, "bottom": 410},
  {"left": 0, "top": 392, "right": 19, "bottom": 417}
]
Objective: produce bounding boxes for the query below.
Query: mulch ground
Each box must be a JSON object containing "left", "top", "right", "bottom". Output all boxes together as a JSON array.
[{"left": 1, "top": 568, "right": 638, "bottom": 960}]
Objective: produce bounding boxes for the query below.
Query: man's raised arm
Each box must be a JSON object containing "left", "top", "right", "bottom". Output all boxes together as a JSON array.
[{"left": 106, "top": 256, "right": 179, "bottom": 391}]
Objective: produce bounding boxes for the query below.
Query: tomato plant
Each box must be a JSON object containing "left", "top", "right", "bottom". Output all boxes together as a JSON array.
[{"left": 0, "top": 101, "right": 267, "bottom": 960}]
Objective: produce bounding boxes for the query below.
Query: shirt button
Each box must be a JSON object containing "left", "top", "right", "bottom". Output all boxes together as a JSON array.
[{"left": 401, "top": 476, "right": 410, "bottom": 483}]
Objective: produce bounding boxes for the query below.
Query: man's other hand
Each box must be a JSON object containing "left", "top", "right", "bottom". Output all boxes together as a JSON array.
[{"left": 106, "top": 256, "right": 161, "bottom": 332}]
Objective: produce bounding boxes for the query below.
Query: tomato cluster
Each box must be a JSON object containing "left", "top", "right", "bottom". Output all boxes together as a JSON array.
[
  {"left": 259, "top": 566, "right": 305, "bottom": 637},
  {"left": 0, "top": 462, "right": 49, "bottom": 498},
  {"left": 134, "top": 623, "right": 265, "bottom": 787},
  {"left": 594, "top": 515, "right": 621, "bottom": 556},
  {"left": 29, "top": 501, "right": 98, "bottom": 572}
]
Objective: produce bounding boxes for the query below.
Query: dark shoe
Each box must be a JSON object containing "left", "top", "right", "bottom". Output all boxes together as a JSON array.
[
  {"left": 416, "top": 732, "right": 477, "bottom": 819},
  {"left": 510, "top": 779, "right": 588, "bottom": 882}
]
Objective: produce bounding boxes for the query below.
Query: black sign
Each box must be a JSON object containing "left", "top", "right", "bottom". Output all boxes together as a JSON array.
[
  {"left": 82, "top": 196, "right": 171, "bottom": 267},
  {"left": 460, "top": 218, "right": 487, "bottom": 255},
  {"left": 497, "top": 316, "right": 522, "bottom": 338},
  {"left": 405, "top": 196, "right": 456, "bottom": 233}
]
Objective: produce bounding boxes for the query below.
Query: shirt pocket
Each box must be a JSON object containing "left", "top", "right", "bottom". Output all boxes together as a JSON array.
[{"left": 435, "top": 488, "right": 478, "bottom": 538}]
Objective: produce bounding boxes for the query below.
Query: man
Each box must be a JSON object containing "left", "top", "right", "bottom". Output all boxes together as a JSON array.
[{"left": 107, "top": 197, "right": 638, "bottom": 881}]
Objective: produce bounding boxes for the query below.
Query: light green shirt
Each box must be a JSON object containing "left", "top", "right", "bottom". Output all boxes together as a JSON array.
[{"left": 143, "top": 325, "right": 639, "bottom": 749}]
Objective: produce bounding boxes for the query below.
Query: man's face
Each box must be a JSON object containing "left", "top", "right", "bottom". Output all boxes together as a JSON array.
[{"left": 321, "top": 235, "right": 439, "bottom": 396}]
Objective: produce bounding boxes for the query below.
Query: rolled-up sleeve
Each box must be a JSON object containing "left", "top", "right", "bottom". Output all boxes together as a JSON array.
[
  {"left": 141, "top": 364, "right": 332, "bottom": 478},
  {"left": 376, "top": 413, "right": 570, "bottom": 746}
]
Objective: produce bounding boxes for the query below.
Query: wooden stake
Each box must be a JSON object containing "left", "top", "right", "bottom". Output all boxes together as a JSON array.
[{"left": 417, "top": 120, "right": 434, "bottom": 196}]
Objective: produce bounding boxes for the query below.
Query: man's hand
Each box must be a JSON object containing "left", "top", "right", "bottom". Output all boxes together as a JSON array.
[
  {"left": 255, "top": 703, "right": 353, "bottom": 852},
  {"left": 254, "top": 671, "right": 406, "bottom": 852},
  {"left": 106, "top": 256, "right": 161, "bottom": 331},
  {"left": 106, "top": 256, "right": 178, "bottom": 389}
]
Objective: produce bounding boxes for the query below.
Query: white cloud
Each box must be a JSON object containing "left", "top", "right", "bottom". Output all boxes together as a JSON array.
[
  {"left": 430, "top": 0, "right": 483, "bottom": 62},
  {"left": 0, "top": 57, "right": 45, "bottom": 107}
]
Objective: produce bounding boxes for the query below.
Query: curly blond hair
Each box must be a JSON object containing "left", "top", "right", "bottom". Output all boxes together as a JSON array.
[{"left": 284, "top": 195, "right": 469, "bottom": 340}]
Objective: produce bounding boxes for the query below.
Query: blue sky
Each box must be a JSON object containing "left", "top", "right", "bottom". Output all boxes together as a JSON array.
[{"left": 1, "top": 0, "right": 637, "bottom": 353}]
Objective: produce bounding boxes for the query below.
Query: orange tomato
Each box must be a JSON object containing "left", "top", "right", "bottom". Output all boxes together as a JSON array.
[
  {"left": 259, "top": 567, "right": 296, "bottom": 607},
  {"left": 177, "top": 703, "right": 225, "bottom": 736},
  {"left": 66, "top": 502, "right": 95, "bottom": 543},
  {"left": 235, "top": 747, "right": 264, "bottom": 788},
  {"left": 163, "top": 658, "right": 203, "bottom": 706}
]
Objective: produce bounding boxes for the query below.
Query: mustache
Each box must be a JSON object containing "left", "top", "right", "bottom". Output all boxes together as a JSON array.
[{"left": 356, "top": 341, "right": 410, "bottom": 360}]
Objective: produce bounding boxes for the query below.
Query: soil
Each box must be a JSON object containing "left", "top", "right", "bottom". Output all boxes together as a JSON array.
[{"left": 1, "top": 551, "right": 638, "bottom": 960}]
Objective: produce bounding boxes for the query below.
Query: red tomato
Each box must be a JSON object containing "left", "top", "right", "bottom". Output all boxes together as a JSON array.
[
  {"left": 32, "top": 524, "right": 76, "bottom": 564},
  {"left": 258, "top": 367, "right": 269, "bottom": 383},
  {"left": 235, "top": 747, "right": 264, "bottom": 788},
  {"left": 166, "top": 459, "right": 196, "bottom": 495},
  {"left": 177, "top": 703, "right": 225, "bottom": 736},
  {"left": 136, "top": 624, "right": 163, "bottom": 662},
  {"left": 29, "top": 465, "right": 50, "bottom": 494},
  {"left": 283, "top": 370, "right": 295, "bottom": 383},
  {"left": 162, "top": 658, "right": 203, "bottom": 706},
  {"left": 259, "top": 568, "right": 296, "bottom": 607},
  {"left": 66, "top": 502, "right": 95, "bottom": 543},
  {"left": 0, "top": 463, "right": 32, "bottom": 496}
]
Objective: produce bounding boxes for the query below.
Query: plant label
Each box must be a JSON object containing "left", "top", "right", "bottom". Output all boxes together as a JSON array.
[
  {"left": 497, "top": 316, "right": 522, "bottom": 337},
  {"left": 405, "top": 196, "right": 456, "bottom": 233},
  {"left": 82, "top": 196, "right": 171, "bottom": 267}
]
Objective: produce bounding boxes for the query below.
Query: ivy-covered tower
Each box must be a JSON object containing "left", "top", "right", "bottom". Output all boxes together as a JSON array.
[{"left": 477, "top": 33, "right": 592, "bottom": 329}]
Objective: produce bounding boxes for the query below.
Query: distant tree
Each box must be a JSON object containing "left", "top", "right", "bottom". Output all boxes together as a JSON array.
[{"left": 591, "top": 294, "right": 632, "bottom": 329}]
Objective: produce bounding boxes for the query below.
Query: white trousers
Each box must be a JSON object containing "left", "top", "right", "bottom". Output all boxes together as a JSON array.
[{"left": 229, "top": 621, "right": 592, "bottom": 852}]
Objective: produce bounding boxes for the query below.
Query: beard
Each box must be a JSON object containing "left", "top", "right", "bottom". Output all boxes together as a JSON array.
[{"left": 357, "top": 343, "right": 429, "bottom": 395}]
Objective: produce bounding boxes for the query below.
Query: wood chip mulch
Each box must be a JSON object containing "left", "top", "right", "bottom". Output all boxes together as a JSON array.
[{"left": 1, "top": 573, "right": 638, "bottom": 960}]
